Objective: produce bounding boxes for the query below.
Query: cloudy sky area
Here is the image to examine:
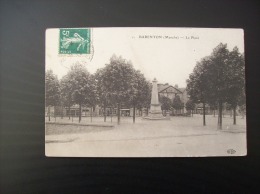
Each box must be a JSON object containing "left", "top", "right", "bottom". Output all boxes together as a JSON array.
[{"left": 46, "top": 28, "right": 244, "bottom": 88}]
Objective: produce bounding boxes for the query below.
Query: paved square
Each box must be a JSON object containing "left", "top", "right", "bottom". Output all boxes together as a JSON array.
[{"left": 45, "top": 115, "right": 246, "bottom": 157}]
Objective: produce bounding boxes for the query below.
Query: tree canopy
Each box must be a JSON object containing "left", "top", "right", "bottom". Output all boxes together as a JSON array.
[
  {"left": 45, "top": 70, "right": 60, "bottom": 107},
  {"left": 186, "top": 43, "right": 245, "bottom": 128},
  {"left": 185, "top": 99, "right": 195, "bottom": 112},
  {"left": 64, "top": 63, "right": 96, "bottom": 122},
  {"left": 95, "top": 55, "right": 151, "bottom": 123},
  {"left": 159, "top": 96, "right": 172, "bottom": 111},
  {"left": 172, "top": 95, "right": 183, "bottom": 110}
]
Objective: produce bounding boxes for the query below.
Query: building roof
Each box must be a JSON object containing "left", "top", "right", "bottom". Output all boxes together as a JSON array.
[
  {"left": 157, "top": 83, "right": 184, "bottom": 94},
  {"left": 178, "top": 88, "right": 186, "bottom": 93},
  {"left": 157, "top": 83, "right": 169, "bottom": 92}
]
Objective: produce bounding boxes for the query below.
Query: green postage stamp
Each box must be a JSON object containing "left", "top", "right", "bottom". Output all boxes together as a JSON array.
[{"left": 59, "top": 28, "right": 91, "bottom": 54}]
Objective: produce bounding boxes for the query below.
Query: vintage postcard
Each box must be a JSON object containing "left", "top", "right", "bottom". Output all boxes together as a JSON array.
[{"left": 45, "top": 27, "right": 246, "bottom": 157}]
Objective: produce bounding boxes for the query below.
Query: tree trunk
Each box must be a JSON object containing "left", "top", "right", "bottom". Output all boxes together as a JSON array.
[
  {"left": 79, "top": 103, "right": 81, "bottom": 123},
  {"left": 104, "top": 102, "right": 106, "bottom": 122},
  {"left": 133, "top": 105, "right": 136, "bottom": 123},
  {"left": 48, "top": 106, "right": 50, "bottom": 121},
  {"left": 90, "top": 107, "right": 92, "bottom": 122},
  {"left": 54, "top": 106, "right": 56, "bottom": 122},
  {"left": 60, "top": 106, "right": 62, "bottom": 119},
  {"left": 111, "top": 107, "right": 113, "bottom": 122},
  {"left": 233, "top": 106, "right": 236, "bottom": 125},
  {"left": 218, "top": 101, "right": 222, "bottom": 129},
  {"left": 203, "top": 102, "right": 206, "bottom": 126},
  {"left": 68, "top": 106, "right": 71, "bottom": 120},
  {"left": 117, "top": 103, "right": 120, "bottom": 125}
]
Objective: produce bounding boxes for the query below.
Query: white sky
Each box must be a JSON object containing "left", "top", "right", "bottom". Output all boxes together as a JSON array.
[{"left": 46, "top": 28, "right": 244, "bottom": 88}]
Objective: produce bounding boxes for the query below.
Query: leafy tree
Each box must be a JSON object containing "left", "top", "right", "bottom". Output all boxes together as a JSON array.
[
  {"left": 96, "top": 55, "right": 136, "bottom": 124},
  {"left": 225, "top": 47, "right": 245, "bottom": 124},
  {"left": 208, "top": 101, "right": 218, "bottom": 117},
  {"left": 206, "top": 43, "right": 246, "bottom": 128},
  {"left": 172, "top": 95, "right": 184, "bottom": 115},
  {"left": 95, "top": 68, "right": 109, "bottom": 122},
  {"left": 238, "top": 90, "right": 246, "bottom": 119},
  {"left": 159, "top": 96, "right": 172, "bottom": 115},
  {"left": 185, "top": 99, "right": 195, "bottom": 116},
  {"left": 207, "top": 43, "right": 231, "bottom": 129},
  {"left": 186, "top": 57, "right": 212, "bottom": 125},
  {"left": 66, "top": 63, "right": 96, "bottom": 123},
  {"left": 45, "top": 70, "right": 60, "bottom": 121},
  {"left": 140, "top": 81, "right": 152, "bottom": 116},
  {"left": 187, "top": 43, "right": 245, "bottom": 129},
  {"left": 95, "top": 56, "right": 151, "bottom": 123},
  {"left": 60, "top": 74, "right": 73, "bottom": 119},
  {"left": 128, "top": 70, "right": 151, "bottom": 123}
]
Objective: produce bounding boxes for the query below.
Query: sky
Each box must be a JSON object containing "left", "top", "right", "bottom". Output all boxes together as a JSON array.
[{"left": 46, "top": 28, "right": 244, "bottom": 88}]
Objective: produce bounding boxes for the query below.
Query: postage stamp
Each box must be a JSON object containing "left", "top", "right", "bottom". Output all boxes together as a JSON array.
[{"left": 59, "top": 28, "right": 91, "bottom": 54}]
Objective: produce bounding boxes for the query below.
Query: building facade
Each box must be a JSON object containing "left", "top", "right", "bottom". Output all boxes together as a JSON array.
[{"left": 158, "top": 83, "right": 189, "bottom": 113}]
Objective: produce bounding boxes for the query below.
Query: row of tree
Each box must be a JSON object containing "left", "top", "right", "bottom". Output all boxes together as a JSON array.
[
  {"left": 45, "top": 55, "right": 151, "bottom": 124},
  {"left": 186, "top": 43, "right": 245, "bottom": 129}
]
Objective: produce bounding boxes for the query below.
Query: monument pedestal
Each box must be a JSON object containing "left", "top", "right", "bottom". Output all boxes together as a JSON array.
[{"left": 143, "top": 78, "right": 170, "bottom": 120}]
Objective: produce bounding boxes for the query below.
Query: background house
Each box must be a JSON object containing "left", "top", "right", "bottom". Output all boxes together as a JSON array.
[{"left": 158, "top": 83, "right": 189, "bottom": 113}]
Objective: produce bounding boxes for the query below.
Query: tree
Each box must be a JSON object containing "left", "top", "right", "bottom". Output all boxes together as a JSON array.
[
  {"left": 60, "top": 74, "right": 73, "bottom": 119},
  {"left": 66, "top": 63, "right": 96, "bottom": 123},
  {"left": 128, "top": 70, "right": 151, "bottom": 123},
  {"left": 207, "top": 43, "right": 231, "bottom": 129},
  {"left": 186, "top": 57, "right": 212, "bottom": 125},
  {"left": 95, "top": 68, "right": 109, "bottom": 122},
  {"left": 140, "top": 81, "right": 152, "bottom": 116},
  {"left": 159, "top": 96, "right": 172, "bottom": 115},
  {"left": 45, "top": 70, "right": 60, "bottom": 121},
  {"left": 225, "top": 47, "right": 245, "bottom": 125},
  {"left": 187, "top": 43, "right": 245, "bottom": 129},
  {"left": 238, "top": 90, "right": 246, "bottom": 119},
  {"left": 96, "top": 55, "right": 136, "bottom": 124},
  {"left": 172, "top": 95, "right": 184, "bottom": 115},
  {"left": 88, "top": 74, "right": 98, "bottom": 122},
  {"left": 206, "top": 43, "right": 246, "bottom": 128},
  {"left": 185, "top": 99, "right": 195, "bottom": 116}
]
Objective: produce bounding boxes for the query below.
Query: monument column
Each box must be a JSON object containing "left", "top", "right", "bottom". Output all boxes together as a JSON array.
[
  {"left": 151, "top": 78, "right": 159, "bottom": 105},
  {"left": 144, "top": 78, "right": 167, "bottom": 120}
]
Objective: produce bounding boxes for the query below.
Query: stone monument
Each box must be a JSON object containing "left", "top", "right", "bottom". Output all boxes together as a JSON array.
[{"left": 144, "top": 78, "right": 168, "bottom": 120}]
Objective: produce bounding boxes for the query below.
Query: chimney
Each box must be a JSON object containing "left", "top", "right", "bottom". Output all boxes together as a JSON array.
[{"left": 174, "top": 84, "right": 178, "bottom": 88}]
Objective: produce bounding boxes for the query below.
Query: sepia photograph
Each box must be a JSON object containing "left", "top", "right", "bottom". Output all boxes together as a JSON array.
[{"left": 45, "top": 27, "right": 246, "bottom": 157}]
